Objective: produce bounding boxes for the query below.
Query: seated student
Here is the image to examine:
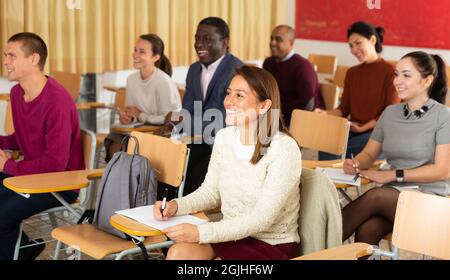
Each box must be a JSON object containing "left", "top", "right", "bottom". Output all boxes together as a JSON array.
[
  {"left": 104, "top": 34, "right": 181, "bottom": 161},
  {"left": 263, "top": 25, "right": 324, "bottom": 127},
  {"left": 154, "top": 66, "right": 302, "bottom": 260},
  {"left": 156, "top": 17, "right": 244, "bottom": 196},
  {"left": 315, "top": 21, "right": 400, "bottom": 160},
  {"left": 341, "top": 51, "right": 450, "bottom": 245},
  {"left": 0, "top": 32, "right": 84, "bottom": 259}
]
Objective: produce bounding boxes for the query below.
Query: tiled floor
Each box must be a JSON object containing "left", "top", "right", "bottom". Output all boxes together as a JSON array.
[{"left": 24, "top": 149, "right": 424, "bottom": 260}]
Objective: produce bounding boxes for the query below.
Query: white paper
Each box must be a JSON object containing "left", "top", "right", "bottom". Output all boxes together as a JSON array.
[
  {"left": 317, "top": 167, "right": 361, "bottom": 186},
  {"left": 112, "top": 122, "right": 144, "bottom": 129},
  {"left": 115, "top": 205, "right": 207, "bottom": 230}
]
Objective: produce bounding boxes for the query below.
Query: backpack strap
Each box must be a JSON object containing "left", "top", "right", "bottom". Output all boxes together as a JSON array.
[{"left": 125, "top": 234, "right": 149, "bottom": 260}]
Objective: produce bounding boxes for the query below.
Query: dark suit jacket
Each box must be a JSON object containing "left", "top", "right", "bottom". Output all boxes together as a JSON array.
[{"left": 182, "top": 53, "right": 244, "bottom": 142}]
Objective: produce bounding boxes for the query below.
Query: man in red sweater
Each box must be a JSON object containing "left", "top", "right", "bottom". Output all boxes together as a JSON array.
[
  {"left": 0, "top": 32, "right": 84, "bottom": 259},
  {"left": 263, "top": 25, "right": 324, "bottom": 127}
]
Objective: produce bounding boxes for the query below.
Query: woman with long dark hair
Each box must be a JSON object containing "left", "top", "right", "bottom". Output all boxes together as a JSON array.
[
  {"left": 315, "top": 21, "right": 400, "bottom": 159},
  {"left": 153, "top": 66, "right": 302, "bottom": 260},
  {"left": 341, "top": 51, "right": 450, "bottom": 245}
]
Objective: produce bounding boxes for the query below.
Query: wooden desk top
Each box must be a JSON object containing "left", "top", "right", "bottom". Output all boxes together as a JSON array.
[
  {"left": 111, "top": 125, "right": 162, "bottom": 134},
  {"left": 292, "top": 242, "right": 373, "bottom": 260},
  {"left": 110, "top": 212, "right": 209, "bottom": 237},
  {"left": 3, "top": 169, "right": 104, "bottom": 194},
  {"left": 76, "top": 102, "right": 106, "bottom": 110}
]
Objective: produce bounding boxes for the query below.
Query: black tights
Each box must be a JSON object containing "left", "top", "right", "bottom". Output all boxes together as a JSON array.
[{"left": 342, "top": 187, "right": 400, "bottom": 245}]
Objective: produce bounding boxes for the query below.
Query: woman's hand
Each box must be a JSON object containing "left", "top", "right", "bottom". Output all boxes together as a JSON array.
[
  {"left": 163, "top": 223, "right": 200, "bottom": 243},
  {"left": 119, "top": 113, "right": 132, "bottom": 124},
  {"left": 350, "top": 123, "right": 366, "bottom": 133},
  {"left": 126, "top": 106, "right": 142, "bottom": 120},
  {"left": 153, "top": 200, "right": 178, "bottom": 221},
  {"left": 343, "top": 158, "right": 359, "bottom": 175},
  {"left": 359, "top": 170, "right": 396, "bottom": 184}
]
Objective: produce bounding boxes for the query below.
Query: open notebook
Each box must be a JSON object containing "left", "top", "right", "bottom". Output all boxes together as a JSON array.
[
  {"left": 316, "top": 167, "right": 361, "bottom": 186},
  {"left": 115, "top": 205, "right": 207, "bottom": 230}
]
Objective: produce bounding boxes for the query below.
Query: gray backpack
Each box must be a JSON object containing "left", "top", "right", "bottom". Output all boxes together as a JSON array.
[{"left": 93, "top": 135, "right": 157, "bottom": 238}]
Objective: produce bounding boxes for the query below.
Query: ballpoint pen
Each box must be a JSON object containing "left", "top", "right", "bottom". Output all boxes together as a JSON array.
[
  {"left": 351, "top": 153, "right": 360, "bottom": 182},
  {"left": 160, "top": 188, "right": 169, "bottom": 216}
]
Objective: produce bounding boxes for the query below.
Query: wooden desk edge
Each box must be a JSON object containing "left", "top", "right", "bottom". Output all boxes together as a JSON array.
[
  {"left": 3, "top": 169, "right": 104, "bottom": 194},
  {"left": 110, "top": 212, "right": 209, "bottom": 238}
]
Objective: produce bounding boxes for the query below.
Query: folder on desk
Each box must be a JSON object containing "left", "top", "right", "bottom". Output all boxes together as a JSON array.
[
  {"left": 316, "top": 167, "right": 361, "bottom": 186},
  {"left": 115, "top": 205, "right": 207, "bottom": 230}
]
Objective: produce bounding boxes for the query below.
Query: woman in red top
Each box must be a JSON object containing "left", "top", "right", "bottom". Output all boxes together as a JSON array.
[{"left": 315, "top": 21, "right": 400, "bottom": 160}]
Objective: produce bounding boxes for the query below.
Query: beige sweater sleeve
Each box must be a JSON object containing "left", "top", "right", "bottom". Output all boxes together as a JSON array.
[
  {"left": 197, "top": 137, "right": 301, "bottom": 244},
  {"left": 174, "top": 132, "right": 223, "bottom": 215}
]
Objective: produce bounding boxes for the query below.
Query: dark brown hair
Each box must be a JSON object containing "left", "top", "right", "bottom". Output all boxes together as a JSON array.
[
  {"left": 347, "top": 21, "right": 385, "bottom": 53},
  {"left": 402, "top": 51, "right": 448, "bottom": 104},
  {"left": 139, "top": 34, "right": 172, "bottom": 76},
  {"left": 233, "top": 66, "right": 292, "bottom": 164},
  {"left": 8, "top": 32, "right": 48, "bottom": 71}
]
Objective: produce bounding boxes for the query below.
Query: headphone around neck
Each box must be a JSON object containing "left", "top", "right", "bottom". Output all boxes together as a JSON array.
[{"left": 403, "top": 104, "right": 429, "bottom": 120}]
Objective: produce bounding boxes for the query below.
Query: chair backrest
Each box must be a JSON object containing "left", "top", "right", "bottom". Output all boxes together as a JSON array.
[
  {"left": 127, "top": 132, "right": 189, "bottom": 191},
  {"left": 320, "top": 83, "right": 339, "bottom": 110},
  {"left": 178, "top": 87, "right": 185, "bottom": 102},
  {"left": 298, "top": 168, "right": 342, "bottom": 256},
  {"left": 78, "top": 129, "right": 97, "bottom": 206},
  {"left": 308, "top": 54, "right": 337, "bottom": 75},
  {"left": 332, "top": 65, "right": 349, "bottom": 89},
  {"left": 0, "top": 93, "right": 14, "bottom": 134},
  {"left": 392, "top": 190, "right": 450, "bottom": 260},
  {"left": 80, "top": 129, "right": 96, "bottom": 170},
  {"left": 289, "top": 109, "right": 350, "bottom": 159},
  {"left": 446, "top": 65, "right": 450, "bottom": 89},
  {"left": 54, "top": 72, "right": 81, "bottom": 101},
  {"left": 386, "top": 60, "right": 398, "bottom": 67}
]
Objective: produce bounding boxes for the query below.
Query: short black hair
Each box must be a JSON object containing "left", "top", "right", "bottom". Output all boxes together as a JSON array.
[
  {"left": 199, "top": 17, "right": 230, "bottom": 39},
  {"left": 8, "top": 32, "right": 48, "bottom": 71}
]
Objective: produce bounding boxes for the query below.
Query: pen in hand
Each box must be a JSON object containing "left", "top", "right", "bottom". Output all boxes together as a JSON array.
[
  {"left": 351, "top": 153, "right": 360, "bottom": 182},
  {"left": 160, "top": 188, "right": 169, "bottom": 217}
]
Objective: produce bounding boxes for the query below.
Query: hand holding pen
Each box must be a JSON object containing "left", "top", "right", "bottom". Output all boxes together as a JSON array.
[
  {"left": 343, "top": 153, "right": 360, "bottom": 176},
  {"left": 153, "top": 188, "right": 178, "bottom": 221}
]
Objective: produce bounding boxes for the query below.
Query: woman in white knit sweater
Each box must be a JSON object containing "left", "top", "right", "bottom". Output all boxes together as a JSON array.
[
  {"left": 154, "top": 66, "right": 302, "bottom": 260},
  {"left": 104, "top": 34, "right": 181, "bottom": 162}
]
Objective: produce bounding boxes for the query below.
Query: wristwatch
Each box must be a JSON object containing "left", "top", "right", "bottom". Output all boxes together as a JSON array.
[{"left": 395, "top": 169, "right": 405, "bottom": 183}]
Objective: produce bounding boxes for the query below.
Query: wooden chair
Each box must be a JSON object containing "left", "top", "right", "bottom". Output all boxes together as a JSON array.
[
  {"left": 293, "top": 242, "right": 373, "bottom": 260},
  {"left": 446, "top": 65, "right": 450, "bottom": 89},
  {"left": 51, "top": 132, "right": 190, "bottom": 260},
  {"left": 0, "top": 93, "right": 14, "bottom": 134},
  {"left": 320, "top": 83, "right": 339, "bottom": 110},
  {"left": 308, "top": 54, "right": 337, "bottom": 76},
  {"left": 289, "top": 109, "right": 349, "bottom": 165},
  {"left": 54, "top": 72, "right": 82, "bottom": 101},
  {"left": 295, "top": 191, "right": 450, "bottom": 260},
  {"left": 331, "top": 65, "right": 349, "bottom": 89},
  {"left": 9, "top": 129, "right": 96, "bottom": 260},
  {"left": 289, "top": 109, "right": 362, "bottom": 201},
  {"left": 386, "top": 60, "right": 398, "bottom": 67},
  {"left": 177, "top": 87, "right": 185, "bottom": 102}
]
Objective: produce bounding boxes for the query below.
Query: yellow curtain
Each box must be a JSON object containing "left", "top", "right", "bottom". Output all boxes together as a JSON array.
[{"left": 0, "top": 0, "right": 286, "bottom": 75}]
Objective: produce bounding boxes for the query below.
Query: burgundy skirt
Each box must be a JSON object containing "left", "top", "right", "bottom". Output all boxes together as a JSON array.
[{"left": 211, "top": 237, "right": 299, "bottom": 260}]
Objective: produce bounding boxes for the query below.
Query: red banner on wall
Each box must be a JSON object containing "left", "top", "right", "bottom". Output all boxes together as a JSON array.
[{"left": 296, "top": 0, "right": 450, "bottom": 50}]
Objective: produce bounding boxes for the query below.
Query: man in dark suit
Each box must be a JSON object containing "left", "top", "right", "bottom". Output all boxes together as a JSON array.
[{"left": 158, "top": 17, "right": 243, "bottom": 196}]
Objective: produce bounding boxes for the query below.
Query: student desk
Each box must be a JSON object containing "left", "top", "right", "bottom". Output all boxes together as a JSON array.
[
  {"left": 76, "top": 102, "right": 106, "bottom": 110},
  {"left": 110, "top": 212, "right": 208, "bottom": 237},
  {"left": 3, "top": 169, "right": 104, "bottom": 219},
  {"left": 109, "top": 212, "right": 208, "bottom": 258},
  {"left": 110, "top": 125, "right": 162, "bottom": 134}
]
